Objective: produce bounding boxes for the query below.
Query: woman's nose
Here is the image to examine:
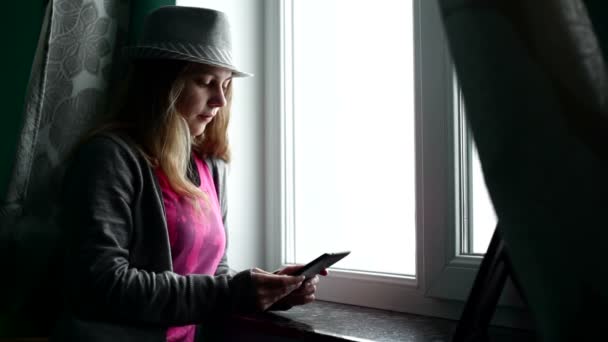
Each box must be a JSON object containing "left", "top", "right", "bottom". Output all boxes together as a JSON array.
[{"left": 208, "top": 86, "right": 227, "bottom": 108}]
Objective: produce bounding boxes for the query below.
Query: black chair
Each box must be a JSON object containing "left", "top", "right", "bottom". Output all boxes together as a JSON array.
[{"left": 438, "top": 0, "right": 608, "bottom": 340}]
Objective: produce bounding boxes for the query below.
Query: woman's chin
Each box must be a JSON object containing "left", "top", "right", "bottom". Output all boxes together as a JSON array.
[{"left": 190, "top": 125, "right": 207, "bottom": 137}]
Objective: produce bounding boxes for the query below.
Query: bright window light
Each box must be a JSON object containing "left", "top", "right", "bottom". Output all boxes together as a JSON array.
[
  {"left": 471, "top": 145, "right": 497, "bottom": 254},
  {"left": 290, "top": 0, "right": 416, "bottom": 276}
]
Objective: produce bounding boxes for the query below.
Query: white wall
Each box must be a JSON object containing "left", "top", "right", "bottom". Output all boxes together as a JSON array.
[{"left": 176, "top": 0, "right": 266, "bottom": 271}]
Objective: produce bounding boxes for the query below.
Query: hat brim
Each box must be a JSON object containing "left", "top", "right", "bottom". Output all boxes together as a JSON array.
[{"left": 124, "top": 46, "right": 253, "bottom": 78}]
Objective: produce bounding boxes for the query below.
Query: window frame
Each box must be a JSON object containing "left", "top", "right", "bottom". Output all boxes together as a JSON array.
[{"left": 264, "top": 0, "right": 529, "bottom": 328}]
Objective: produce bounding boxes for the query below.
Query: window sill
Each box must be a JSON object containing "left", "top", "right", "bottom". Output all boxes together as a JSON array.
[{"left": 221, "top": 301, "right": 536, "bottom": 342}]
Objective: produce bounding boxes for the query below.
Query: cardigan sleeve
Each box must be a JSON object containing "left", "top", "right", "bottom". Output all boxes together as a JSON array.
[{"left": 61, "top": 136, "right": 255, "bottom": 326}]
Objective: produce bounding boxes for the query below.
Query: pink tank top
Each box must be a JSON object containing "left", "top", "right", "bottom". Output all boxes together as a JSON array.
[{"left": 154, "top": 154, "right": 226, "bottom": 342}]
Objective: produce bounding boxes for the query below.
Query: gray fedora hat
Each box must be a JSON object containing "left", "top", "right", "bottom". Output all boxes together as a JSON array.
[{"left": 125, "top": 6, "right": 252, "bottom": 77}]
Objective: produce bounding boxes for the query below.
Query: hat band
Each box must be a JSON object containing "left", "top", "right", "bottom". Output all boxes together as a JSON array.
[{"left": 134, "top": 42, "right": 234, "bottom": 67}]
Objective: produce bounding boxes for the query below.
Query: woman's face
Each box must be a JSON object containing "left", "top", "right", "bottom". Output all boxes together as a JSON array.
[{"left": 176, "top": 63, "right": 233, "bottom": 137}]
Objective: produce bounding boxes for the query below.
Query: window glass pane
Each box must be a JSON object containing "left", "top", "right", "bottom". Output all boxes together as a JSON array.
[
  {"left": 291, "top": 0, "right": 416, "bottom": 275},
  {"left": 471, "top": 143, "right": 497, "bottom": 254}
]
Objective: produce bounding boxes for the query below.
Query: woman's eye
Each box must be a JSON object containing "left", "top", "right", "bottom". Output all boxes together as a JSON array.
[{"left": 196, "top": 78, "right": 211, "bottom": 87}]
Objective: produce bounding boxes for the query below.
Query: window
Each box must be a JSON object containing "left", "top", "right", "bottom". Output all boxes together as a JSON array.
[
  {"left": 288, "top": 0, "right": 416, "bottom": 277},
  {"left": 455, "top": 90, "right": 498, "bottom": 256},
  {"left": 265, "top": 0, "right": 525, "bottom": 326},
  {"left": 469, "top": 145, "right": 498, "bottom": 255}
]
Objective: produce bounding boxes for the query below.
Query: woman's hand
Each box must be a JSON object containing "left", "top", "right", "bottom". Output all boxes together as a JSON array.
[
  {"left": 275, "top": 265, "right": 329, "bottom": 277},
  {"left": 267, "top": 265, "right": 329, "bottom": 311},
  {"left": 250, "top": 268, "right": 305, "bottom": 311}
]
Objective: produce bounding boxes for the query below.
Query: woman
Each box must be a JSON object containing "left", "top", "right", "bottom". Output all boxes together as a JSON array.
[{"left": 52, "top": 6, "right": 323, "bottom": 342}]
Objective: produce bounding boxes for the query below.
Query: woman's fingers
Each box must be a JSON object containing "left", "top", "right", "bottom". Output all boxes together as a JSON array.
[
  {"left": 251, "top": 269, "right": 325, "bottom": 311},
  {"left": 270, "top": 275, "right": 320, "bottom": 309},
  {"left": 251, "top": 271, "right": 305, "bottom": 311},
  {"left": 307, "top": 275, "right": 320, "bottom": 285},
  {"left": 290, "top": 276, "right": 319, "bottom": 296},
  {"left": 256, "top": 272, "right": 304, "bottom": 291},
  {"left": 252, "top": 267, "right": 272, "bottom": 275},
  {"left": 275, "top": 265, "right": 303, "bottom": 275}
]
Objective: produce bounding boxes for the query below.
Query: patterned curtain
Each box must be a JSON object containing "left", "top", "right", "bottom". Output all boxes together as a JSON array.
[
  {"left": 0, "top": 0, "right": 173, "bottom": 337},
  {"left": 438, "top": 0, "right": 608, "bottom": 340}
]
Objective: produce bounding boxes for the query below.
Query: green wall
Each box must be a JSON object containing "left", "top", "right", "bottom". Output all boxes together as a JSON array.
[
  {"left": 1, "top": 3, "right": 46, "bottom": 198},
  {"left": 129, "top": 0, "right": 177, "bottom": 44}
]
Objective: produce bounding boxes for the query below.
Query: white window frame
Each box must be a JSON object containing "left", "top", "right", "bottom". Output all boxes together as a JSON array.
[{"left": 264, "top": 0, "right": 529, "bottom": 328}]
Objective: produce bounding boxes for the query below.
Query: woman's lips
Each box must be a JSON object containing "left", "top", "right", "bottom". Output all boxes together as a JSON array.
[{"left": 198, "top": 113, "right": 214, "bottom": 120}]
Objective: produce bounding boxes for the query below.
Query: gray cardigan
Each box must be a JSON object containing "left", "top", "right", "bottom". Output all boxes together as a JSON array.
[{"left": 51, "top": 132, "right": 256, "bottom": 342}]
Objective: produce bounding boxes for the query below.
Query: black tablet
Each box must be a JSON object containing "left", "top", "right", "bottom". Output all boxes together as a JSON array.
[{"left": 292, "top": 251, "right": 351, "bottom": 279}]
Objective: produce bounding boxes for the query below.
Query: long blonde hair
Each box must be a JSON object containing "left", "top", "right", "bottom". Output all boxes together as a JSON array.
[{"left": 92, "top": 59, "right": 232, "bottom": 202}]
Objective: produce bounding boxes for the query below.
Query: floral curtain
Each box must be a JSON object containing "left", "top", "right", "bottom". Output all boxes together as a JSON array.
[{"left": 0, "top": 0, "right": 173, "bottom": 337}]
